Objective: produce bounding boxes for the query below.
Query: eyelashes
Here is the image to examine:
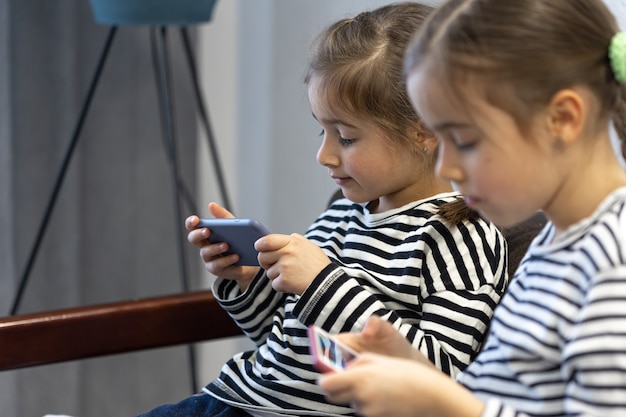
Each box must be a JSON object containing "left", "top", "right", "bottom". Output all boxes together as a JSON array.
[{"left": 319, "top": 129, "right": 356, "bottom": 146}]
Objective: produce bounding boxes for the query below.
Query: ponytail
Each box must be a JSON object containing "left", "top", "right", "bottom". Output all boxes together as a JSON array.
[{"left": 438, "top": 198, "right": 480, "bottom": 225}]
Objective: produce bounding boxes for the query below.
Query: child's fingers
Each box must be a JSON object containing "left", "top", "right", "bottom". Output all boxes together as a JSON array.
[
  {"left": 187, "top": 227, "right": 210, "bottom": 247},
  {"left": 199, "top": 241, "right": 230, "bottom": 262},
  {"left": 208, "top": 202, "right": 235, "bottom": 219},
  {"left": 185, "top": 215, "right": 200, "bottom": 231},
  {"left": 255, "top": 234, "right": 291, "bottom": 271},
  {"left": 318, "top": 373, "right": 356, "bottom": 405},
  {"left": 254, "top": 234, "right": 290, "bottom": 252}
]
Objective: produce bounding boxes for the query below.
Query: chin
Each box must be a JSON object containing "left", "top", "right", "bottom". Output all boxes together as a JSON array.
[
  {"left": 340, "top": 190, "right": 367, "bottom": 204},
  {"left": 486, "top": 211, "right": 533, "bottom": 228}
]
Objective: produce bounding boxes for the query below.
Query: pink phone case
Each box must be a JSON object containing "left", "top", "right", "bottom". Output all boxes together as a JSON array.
[{"left": 308, "top": 325, "right": 359, "bottom": 373}]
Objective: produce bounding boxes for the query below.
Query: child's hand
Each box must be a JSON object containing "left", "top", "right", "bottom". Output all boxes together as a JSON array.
[
  {"left": 319, "top": 353, "right": 483, "bottom": 417},
  {"left": 255, "top": 233, "right": 331, "bottom": 295},
  {"left": 334, "top": 316, "right": 432, "bottom": 366},
  {"left": 185, "top": 202, "right": 259, "bottom": 290}
]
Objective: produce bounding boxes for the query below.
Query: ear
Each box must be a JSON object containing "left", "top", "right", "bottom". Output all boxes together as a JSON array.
[
  {"left": 414, "top": 126, "right": 439, "bottom": 150},
  {"left": 546, "top": 89, "right": 586, "bottom": 146}
]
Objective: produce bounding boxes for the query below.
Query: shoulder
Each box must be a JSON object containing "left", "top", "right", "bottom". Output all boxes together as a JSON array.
[
  {"left": 305, "top": 198, "right": 364, "bottom": 237},
  {"left": 577, "top": 188, "right": 626, "bottom": 254}
]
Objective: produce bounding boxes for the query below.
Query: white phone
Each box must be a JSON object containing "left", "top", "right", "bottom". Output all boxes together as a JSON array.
[
  {"left": 308, "top": 325, "right": 359, "bottom": 373},
  {"left": 197, "top": 218, "right": 270, "bottom": 266}
]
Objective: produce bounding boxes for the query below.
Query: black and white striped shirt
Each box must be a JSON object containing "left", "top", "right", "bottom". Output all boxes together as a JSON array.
[
  {"left": 458, "top": 187, "right": 626, "bottom": 417},
  {"left": 208, "top": 192, "right": 508, "bottom": 416}
]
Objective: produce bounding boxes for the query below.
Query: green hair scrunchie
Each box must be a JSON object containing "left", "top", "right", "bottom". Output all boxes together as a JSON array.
[{"left": 609, "top": 32, "right": 626, "bottom": 84}]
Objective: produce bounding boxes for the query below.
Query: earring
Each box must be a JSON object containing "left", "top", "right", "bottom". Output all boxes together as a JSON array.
[{"left": 422, "top": 147, "right": 428, "bottom": 153}]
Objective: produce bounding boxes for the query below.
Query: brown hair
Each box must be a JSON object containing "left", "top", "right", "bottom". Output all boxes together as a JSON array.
[
  {"left": 305, "top": 2, "right": 433, "bottom": 156},
  {"left": 404, "top": 0, "right": 626, "bottom": 158},
  {"left": 307, "top": 2, "right": 478, "bottom": 223}
]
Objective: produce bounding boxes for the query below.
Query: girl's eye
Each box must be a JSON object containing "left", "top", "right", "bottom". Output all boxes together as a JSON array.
[
  {"left": 339, "top": 137, "right": 356, "bottom": 146},
  {"left": 450, "top": 133, "right": 478, "bottom": 151},
  {"left": 455, "top": 141, "right": 476, "bottom": 151},
  {"left": 319, "top": 129, "right": 356, "bottom": 146}
]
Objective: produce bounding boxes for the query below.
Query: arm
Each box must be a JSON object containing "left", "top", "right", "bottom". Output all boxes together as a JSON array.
[
  {"left": 319, "top": 353, "right": 485, "bottom": 417},
  {"left": 211, "top": 270, "right": 288, "bottom": 346},
  {"left": 318, "top": 317, "right": 523, "bottom": 417},
  {"left": 298, "top": 217, "right": 507, "bottom": 376},
  {"left": 295, "top": 264, "right": 501, "bottom": 375},
  {"left": 412, "top": 219, "right": 507, "bottom": 374}
]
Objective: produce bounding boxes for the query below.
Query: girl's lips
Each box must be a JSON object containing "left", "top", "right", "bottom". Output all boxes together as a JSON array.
[
  {"left": 463, "top": 195, "right": 481, "bottom": 207},
  {"left": 333, "top": 176, "right": 351, "bottom": 186}
]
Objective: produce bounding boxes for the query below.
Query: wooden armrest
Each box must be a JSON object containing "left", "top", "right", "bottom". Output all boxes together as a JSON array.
[{"left": 0, "top": 290, "right": 242, "bottom": 371}]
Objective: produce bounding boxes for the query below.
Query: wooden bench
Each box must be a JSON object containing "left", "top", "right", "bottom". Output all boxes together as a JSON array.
[{"left": 0, "top": 290, "right": 241, "bottom": 371}]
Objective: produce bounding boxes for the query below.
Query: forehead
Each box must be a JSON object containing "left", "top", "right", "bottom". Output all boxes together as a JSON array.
[
  {"left": 406, "top": 64, "right": 530, "bottom": 141},
  {"left": 406, "top": 66, "right": 470, "bottom": 128},
  {"left": 307, "top": 75, "right": 360, "bottom": 124}
]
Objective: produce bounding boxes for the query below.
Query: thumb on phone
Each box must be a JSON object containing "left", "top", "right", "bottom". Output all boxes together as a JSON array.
[{"left": 208, "top": 202, "right": 235, "bottom": 219}]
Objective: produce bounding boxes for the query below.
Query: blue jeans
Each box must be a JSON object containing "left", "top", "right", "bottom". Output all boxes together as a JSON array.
[{"left": 136, "top": 392, "right": 252, "bottom": 417}]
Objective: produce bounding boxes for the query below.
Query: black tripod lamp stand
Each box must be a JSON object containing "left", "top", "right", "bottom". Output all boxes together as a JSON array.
[{"left": 12, "top": 0, "right": 230, "bottom": 393}]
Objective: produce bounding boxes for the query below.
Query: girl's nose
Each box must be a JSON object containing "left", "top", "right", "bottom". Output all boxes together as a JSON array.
[
  {"left": 316, "top": 136, "right": 339, "bottom": 168},
  {"left": 435, "top": 142, "right": 464, "bottom": 184}
]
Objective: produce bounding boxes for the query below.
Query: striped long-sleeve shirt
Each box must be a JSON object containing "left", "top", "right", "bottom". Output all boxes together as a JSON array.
[
  {"left": 207, "top": 192, "right": 508, "bottom": 416},
  {"left": 458, "top": 187, "right": 626, "bottom": 417}
]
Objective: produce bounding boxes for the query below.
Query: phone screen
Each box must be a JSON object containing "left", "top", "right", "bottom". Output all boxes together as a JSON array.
[{"left": 309, "top": 326, "right": 358, "bottom": 372}]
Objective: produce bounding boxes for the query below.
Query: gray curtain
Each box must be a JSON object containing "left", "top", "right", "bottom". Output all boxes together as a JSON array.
[{"left": 0, "top": 1, "right": 204, "bottom": 415}]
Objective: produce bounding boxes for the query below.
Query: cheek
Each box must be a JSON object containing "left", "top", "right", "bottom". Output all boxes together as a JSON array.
[
  {"left": 460, "top": 150, "right": 501, "bottom": 188},
  {"left": 344, "top": 155, "right": 375, "bottom": 177},
  {"left": 473, "top": 155, "right": 525, "bottom": 196},
  {"left": 344, "top": 148, "right": 376, "bottom": 168}
]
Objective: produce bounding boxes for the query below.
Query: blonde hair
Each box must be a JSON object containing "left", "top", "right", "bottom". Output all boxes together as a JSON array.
[{"left": 405, "top": 0, "right": 626, "bottom": 158}]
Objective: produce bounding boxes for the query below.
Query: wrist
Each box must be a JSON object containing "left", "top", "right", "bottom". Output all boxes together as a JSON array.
[
  {"left": 418, "top": 370, "right": 483, "bottom": 417},
  {"left": 235, "top": 267, "right": 262, "bottom": 292},
  {"left": 435, "top": 382, "right": 484, "bottom": 417}
]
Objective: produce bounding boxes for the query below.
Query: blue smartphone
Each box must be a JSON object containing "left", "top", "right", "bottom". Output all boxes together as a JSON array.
[{"left": 197, "top": 218, "right": 270, "bottom": 266}]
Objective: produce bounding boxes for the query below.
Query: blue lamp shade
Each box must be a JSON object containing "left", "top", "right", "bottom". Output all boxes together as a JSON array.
[{"left": 89, "top": 0, "right": 219, "bottom": 25}]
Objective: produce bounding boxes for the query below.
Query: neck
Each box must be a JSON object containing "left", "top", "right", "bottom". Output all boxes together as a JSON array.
[
  {"left": 371, "top": 178, "right": 454, "bottom": 213},
  {"left": 545, "top": 141, "right": 626, "bottom": 234}
]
